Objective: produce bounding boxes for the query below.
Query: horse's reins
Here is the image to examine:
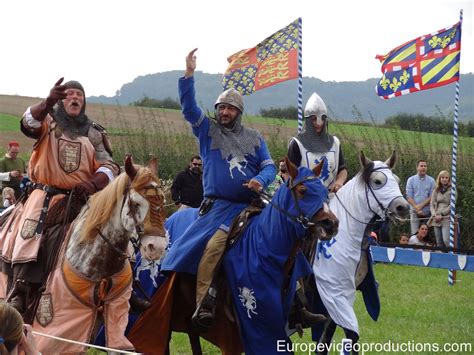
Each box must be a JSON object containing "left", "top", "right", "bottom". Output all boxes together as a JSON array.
[{"left": 260, "top": 175, "right": 321, "bottom": 229}]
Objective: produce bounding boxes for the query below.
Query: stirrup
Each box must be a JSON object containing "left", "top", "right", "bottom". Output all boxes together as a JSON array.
[{"left": 192, "top": 306, "right": 215, "bottom": 331}]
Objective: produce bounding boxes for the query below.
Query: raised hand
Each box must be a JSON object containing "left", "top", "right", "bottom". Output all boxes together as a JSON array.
[
  {"left": 30, "top": 77, "right": 67, "bottom": 121},
  {"left": 45, "top": 77, "right": 68, "bottom": 107},
  {"left": 185, "top": 48, "right": 198, "bottom": 78}
]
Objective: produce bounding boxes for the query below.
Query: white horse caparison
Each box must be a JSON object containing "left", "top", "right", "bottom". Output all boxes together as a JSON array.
[{"left": 312, "top": 151, "right": 410, "bottom": 352}]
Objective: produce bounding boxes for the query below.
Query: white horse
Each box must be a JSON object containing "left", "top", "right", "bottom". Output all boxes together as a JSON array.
[
  {"left": 32, "top": 156, "right": 167, "bottom": 354},
  {"left": 311, "top": 151, "right": 410, "bottom": 352}
]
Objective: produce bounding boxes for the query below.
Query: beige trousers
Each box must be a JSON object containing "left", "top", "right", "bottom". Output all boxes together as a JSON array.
[{"left": 195, "top": 229, "right": 228, "bottom": 306}]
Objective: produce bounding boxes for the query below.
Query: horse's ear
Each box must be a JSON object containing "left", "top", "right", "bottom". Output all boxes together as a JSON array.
[
  {"left": 312, "top": 160, "right": 324, "bottom": 177},
  {"left": 385, "top": 150, "right": 397, "bottom": 169},
  {"left": 359, "top": 151, "right": 371, "bottom": 168},
  {"left": 125, "top": 155, "right": 137, "bottom": 181},
  {"left": 284, "top": 156, "right": 298, "bottom": 181},
  {"left": 148, "top": 157, "right": 158, "bottom": 175}
]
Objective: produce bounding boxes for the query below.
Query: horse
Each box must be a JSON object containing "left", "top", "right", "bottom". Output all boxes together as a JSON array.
[
  {"left": 128, "top": 158, "right": 340, "bottom": 354},
  {"left": 310, "top": 151, "right": 410, "bottom": 353},
  {"left": 28, "top": 156, "right": 167, "bottom": 354}
]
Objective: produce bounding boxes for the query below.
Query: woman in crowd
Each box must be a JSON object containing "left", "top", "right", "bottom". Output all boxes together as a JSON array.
[
  {"left": 429, "top": 170, "right": 454, "bottom": 247},
  {"left": 408, "top": 224, "right": 431, "bottom": 246},
  {"left": 0, "top": 301, "right": 39, "bottom": 355}
]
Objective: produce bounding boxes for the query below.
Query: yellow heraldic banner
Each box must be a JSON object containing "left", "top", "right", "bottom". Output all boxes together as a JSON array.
[{"left": 222, "top": 19, "right": 299, "bottom": 95}]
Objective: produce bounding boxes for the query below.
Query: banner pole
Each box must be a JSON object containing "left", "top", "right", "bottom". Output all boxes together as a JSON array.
[
  {"left": 448, "top": 9, "right": 463, "bottom": 286},
  {"left": 297, "top": 17, "right": 303, "bottom": 133}
]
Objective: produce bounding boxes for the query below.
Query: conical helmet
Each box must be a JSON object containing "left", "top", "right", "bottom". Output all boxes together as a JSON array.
[
  {"left": 304, "top": 92, "right": 327, "bottom": 122},
  {"left": 214, "top": 88, "right": 244, "bottom": 113}
]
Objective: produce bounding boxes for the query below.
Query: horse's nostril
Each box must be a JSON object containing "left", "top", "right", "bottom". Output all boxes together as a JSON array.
[{"left": 396, "top": 204, "right": 409, "bottom": 212}]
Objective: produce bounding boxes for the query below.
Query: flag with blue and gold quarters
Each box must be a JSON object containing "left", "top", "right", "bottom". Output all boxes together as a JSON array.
[
  {"left": 375, "top": 21, "right": 461, "bottom": 99},
  {"left": 222, "top": 19, "right": 299, "bottom": 95}
]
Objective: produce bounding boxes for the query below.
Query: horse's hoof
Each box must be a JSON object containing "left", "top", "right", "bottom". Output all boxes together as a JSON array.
[{"left": 300, "top": 307, "right": 327, "bottom": 326}]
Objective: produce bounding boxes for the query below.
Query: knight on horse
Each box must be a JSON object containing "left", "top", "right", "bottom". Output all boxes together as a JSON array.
[
  {"left": 287, "top": 92, "right": 349, "bottom": 332},
  {"left": 0, "top": 78, "right": 119, "bottom": 322},
  {"left": 160, "top": 48, "right": 277, "bottom": 330}
]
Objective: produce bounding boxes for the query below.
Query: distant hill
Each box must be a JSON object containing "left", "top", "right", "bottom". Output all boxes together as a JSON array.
[{"left": 89, "top": 71, "right": 474, "bottom": 122}]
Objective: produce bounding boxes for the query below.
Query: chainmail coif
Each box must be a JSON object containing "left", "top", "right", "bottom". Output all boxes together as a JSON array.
[
  {"left": 52, "top": 80, "right": 91, "bottom": 138},
  {"left": 296, "top": 116, "right": 334, "bottom": 152},
  {"left": 208, "top": 113, "right": 261, "bottom": 161}
]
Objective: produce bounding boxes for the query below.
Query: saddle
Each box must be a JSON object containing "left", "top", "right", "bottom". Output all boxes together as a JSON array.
[{"left": 225, "top": 205, "right": 263, "bottom": 250}]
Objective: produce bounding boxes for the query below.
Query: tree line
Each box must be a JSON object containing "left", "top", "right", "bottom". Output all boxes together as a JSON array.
[{"left": 131, "top": 96, "right": 181, "bottom": 110}]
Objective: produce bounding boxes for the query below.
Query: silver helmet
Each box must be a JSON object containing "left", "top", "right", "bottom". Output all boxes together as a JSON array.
[
  {"left": 304, "top": 92, "right": 327, "bottom": 125},
  {"left": 214, "top": 88, "right": 244, "bottom": 113}
]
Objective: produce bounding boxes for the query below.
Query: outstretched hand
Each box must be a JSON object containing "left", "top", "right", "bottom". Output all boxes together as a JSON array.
[
  {"left": 46, "top": 77, "right": 68, "bottom": 107},
  {"left": 185, "top": 48, "right": 198, "bottom": 78}
]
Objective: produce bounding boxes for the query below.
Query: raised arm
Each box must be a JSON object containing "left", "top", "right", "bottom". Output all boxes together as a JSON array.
[{"left": 179, "top": 48, "right": 207, "bottom": 129}]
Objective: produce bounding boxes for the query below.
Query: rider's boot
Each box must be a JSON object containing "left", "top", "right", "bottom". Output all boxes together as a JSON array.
[
  {"left": 288, "top": 281, "right": 326, "bottom": 336},
  {"left": 296, "top": 286, "right": 326, "bottom": 325},
  {"left": 7, "top": 279, "right": 31, "bottom": 315},
  {"left": 129, "top": 291, "right": 151, "bottom": 313},
  {"left": 192, "top": 285, "right": 217, "bottom": 331}
]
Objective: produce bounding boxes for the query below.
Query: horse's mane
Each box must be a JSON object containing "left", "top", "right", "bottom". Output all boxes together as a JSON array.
[
  {"left": 79, "top": 166, "right": 161, "bottom": 243},
  {"left": 360, "top": 160, "right": 375, "bottom": 185}
]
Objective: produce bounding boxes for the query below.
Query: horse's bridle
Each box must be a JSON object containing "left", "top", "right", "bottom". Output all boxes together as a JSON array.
[
  {"left": 96, "top": 180, "right": 145, "bottom": 260},
  {"left": 335, "top": 166, "right": 402, "bottom": 225},
  {"left": 261, "top": 175, "right": 322, "bottom": 229}
]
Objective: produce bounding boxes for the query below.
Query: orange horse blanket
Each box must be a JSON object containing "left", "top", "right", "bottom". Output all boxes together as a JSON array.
[{"left": 33, "top": 258, "right": 133, "bottom": 354}]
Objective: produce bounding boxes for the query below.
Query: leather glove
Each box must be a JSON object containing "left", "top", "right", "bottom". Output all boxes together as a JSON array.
[
  {"left": 30, "top": 77, "right": 68, "bottom": 121},
  {"left": 73, "top": 172, "right": 109, "bottom": 198}
]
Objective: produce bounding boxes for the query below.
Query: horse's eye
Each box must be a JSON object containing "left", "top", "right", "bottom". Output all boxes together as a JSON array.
[{"left": 370, "top": 173, "right": 387, "bottom": 190}]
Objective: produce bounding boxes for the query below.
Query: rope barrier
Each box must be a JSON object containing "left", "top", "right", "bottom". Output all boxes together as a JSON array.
[{"left": 31, "top": 331, "right": 140, "bottom": 354}]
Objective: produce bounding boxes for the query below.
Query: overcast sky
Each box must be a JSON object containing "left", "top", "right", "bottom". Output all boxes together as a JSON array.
[{"left": 1, "top": 0, "right": 472, "bottom": 98}]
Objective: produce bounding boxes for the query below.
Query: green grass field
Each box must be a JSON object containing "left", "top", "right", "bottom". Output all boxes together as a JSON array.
[{"left": 0, "top": 113, "right": 21, "bottom": 131}]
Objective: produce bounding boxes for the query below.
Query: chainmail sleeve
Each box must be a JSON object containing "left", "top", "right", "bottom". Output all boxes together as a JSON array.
[{"left": 88, "top": 122, "right": 120, "bottom": 177}]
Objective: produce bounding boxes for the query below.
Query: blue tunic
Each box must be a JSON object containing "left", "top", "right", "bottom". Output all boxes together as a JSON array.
[{"left": 161, "top": 77, "right": 276, "bottom": 274}]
